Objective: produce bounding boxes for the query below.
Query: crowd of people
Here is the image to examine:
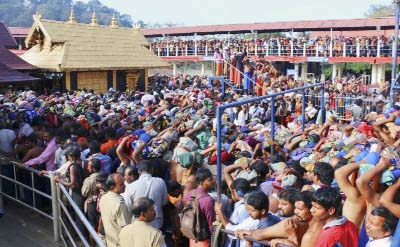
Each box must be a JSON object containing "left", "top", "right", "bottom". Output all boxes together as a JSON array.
[
  {"left": 150, "top": 35, "right": 399, "bottom": 58},
  {"left": 0, "top": 73, "right": 399, "bottom": 247}
]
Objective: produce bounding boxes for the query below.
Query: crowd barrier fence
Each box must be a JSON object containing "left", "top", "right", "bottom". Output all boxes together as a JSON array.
[{"left": 0, "top": 158, "right": 105, "bottom": 247}]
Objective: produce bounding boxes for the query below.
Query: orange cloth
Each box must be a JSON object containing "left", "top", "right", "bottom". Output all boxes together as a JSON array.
[
  {"left": 100, "top": 139, "right": 117, "bottom": 154},
  {"left": 229, "top": 63, "right": 236, "bottom": 82},
  {"left": 234, "top": 71, "right": 242, "bottom": 87},
  {"left": 256, "top": 77, "right": 263, "bottom": 96},
  {"left": 168, "top": 195, "right": 182, "bottom": 208},
  {"left": 215, "top": 63, "right": 223, "bottom": 76}
]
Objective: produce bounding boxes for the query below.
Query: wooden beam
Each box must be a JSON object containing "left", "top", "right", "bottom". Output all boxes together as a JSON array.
[
  {"left": 65, "top": 71, "right": 71, "bottom": 90},
  {"left": 113, "top": 70, "right": 117, "bottom": 89},
  {"left": 145, "top": 68, "right": 149, "bottom": 90}
]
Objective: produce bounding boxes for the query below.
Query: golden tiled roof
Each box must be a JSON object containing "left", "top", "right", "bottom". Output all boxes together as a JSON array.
[{"left": 22, "top": 17, "right": 170, "bottom": 72}]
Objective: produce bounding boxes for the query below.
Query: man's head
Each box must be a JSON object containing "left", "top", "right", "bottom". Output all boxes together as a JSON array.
[
  {"left": 105, "top": 128, "right": 116, "bottom": 140},
  {"left": 195, "top": 168, "right": 214, "bottom": 192},
  {"left": 294, "top": 191, "right": 314, "bottom": 222},
  {"left": 88, "top": 158, "right": 101, "bottom": 173},
  {"left": 42, "top": 128, "right": 55, "bottom": 143},
  {"left": 89, "top": 140, "right": 101, "bottom": 154},
  {"left": 251, "top": 160, "right": 270, "bottom": 183},
  {"left": 231, "top": 178, "right": 251, "bottom": 202},
  {"left": 138, "top": 160, "right": 153, "bottom": 175},
  {"left": 311, "top": 187, "right": 342, "bottom": 221},
  {"left": 55, "top": 129, "right": 67, "bottom": 147},
  {"left": 105, "top": 173, "right": 125, "bottom": 194},
  {"left": 124, "top": 166, "right": 139, "bottom": 184},
  {"left": 277, "top": 188, "right": 301, "bottom": 218},
  {"left": 245, "top": 191, "right": 269, "bottom": 220},
  {"left": 366, "top": 206, "right": 398, "bottom": 240},
  {"left": 64, "top": 145, "right": 81, "bottom": 162},
  {"left": 132, "top": 197, "right": 156, "bottom": 222},
  {"left": 167, "top": 180, "right": 183, "bottom": 198},
  {"left": 312, "top": 162, "right": 334, "bottom": 186}
]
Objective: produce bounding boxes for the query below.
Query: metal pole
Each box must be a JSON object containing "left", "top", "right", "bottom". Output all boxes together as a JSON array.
[
  {"left": 302, "top": 89, "right": 306, "bottom": 131},
  {"left": 329, "top": 28, "right": 333, "bottom": 57},
  {"left": 50, "top": 173, "right": 60, "bottom": 242},
  {"left": 390, "top": 1, "right": 400, "bottom": 106},
  {"left": 270, "top": 97, "right": 275, "bottom": 155},
  {"left": 222, "top": 77, "right": 225, "bottom": 98},
  {"left": 0, "top": 163, "right": 3, "bottom": 217},
  {"left": 194, "top": 33, "right": 197, "bottom": 56},
  {"left": 216, "top": 106, "right": 222, "bottom": 204},
  {"left": 321, "top": 83, "right": 325, "bottom": 123}
]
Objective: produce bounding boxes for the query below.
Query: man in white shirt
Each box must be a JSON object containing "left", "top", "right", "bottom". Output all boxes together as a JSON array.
[
  {"left": 305, "top": 101, "right": 318, "bottom": 122},
  {"left": 365, "top": 206, "right": 398, "bottom": 247},
  {"left": 0, "top": 121, "right": 16, "bottom": 153},
  {"left": 123, "top": 160, "right": 168, "bottom": 229}
]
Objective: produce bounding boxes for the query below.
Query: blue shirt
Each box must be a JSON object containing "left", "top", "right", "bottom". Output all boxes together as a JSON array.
[{"left": 253, "top": 214, "right": 281, "bottom": 247}]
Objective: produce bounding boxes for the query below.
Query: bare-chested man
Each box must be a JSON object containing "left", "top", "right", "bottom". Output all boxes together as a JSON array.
[
  {"left": 235, "top": 191, "right": 323, "bottom": 247},
  {"left": 335, "top": 161, "right": 367, "bottom": 229}
]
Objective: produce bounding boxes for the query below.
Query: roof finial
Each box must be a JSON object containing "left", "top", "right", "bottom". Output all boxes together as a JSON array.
[
  {"left": 133, "top": 22, "right": 141, "bottom": 31},
  {"left": 68, "top": 7, "right": 77, "bottom": 24},
  {"left": 90, "top": 10, "right": 98, "bottom": 26},
  {"left": 33, "top": 12, "right": 42, "bottom": 21},
  {"left": 110, "top": 13, "right": 118, "bottom": 28}
]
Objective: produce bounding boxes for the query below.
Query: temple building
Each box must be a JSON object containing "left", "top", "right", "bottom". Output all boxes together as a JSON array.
[{"left": 21, "top": 11, "right": 170, "bottom": 92}]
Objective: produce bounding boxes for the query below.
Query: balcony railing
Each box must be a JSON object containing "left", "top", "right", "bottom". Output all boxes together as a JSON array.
[{"left": 150, "top": 41, "right": 399, "bottom": 58}]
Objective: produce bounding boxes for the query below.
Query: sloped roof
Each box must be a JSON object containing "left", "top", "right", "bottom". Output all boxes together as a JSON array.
[
  {"left": 22, "top": 18, "right": 170, "bottom": 72},
  {"left": 0, "top": 46, "right": 36, "bottom": 70},
  {"left": 8, "top": 27, "right": 30, "bottom": 38},
  {"left": 0, "top": 22, "right": 18, "bottom": 47},
  {"left": 141, "top": 17, "right": 396, "bottom": 37},
  {"left": 0, "top": 62, "right": 39, "bottom": 83}
]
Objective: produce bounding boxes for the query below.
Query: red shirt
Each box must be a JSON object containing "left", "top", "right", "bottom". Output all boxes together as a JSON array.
[
  {"left": 100, "top": 139, "right": 117, "bottom": 154},
  {"left": 314, "top": 217, "right": 359, "bottom": 247}
]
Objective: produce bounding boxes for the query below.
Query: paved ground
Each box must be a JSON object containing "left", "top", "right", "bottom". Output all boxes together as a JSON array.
[{"left": 0, "top": 200, "right": 64, "bottom": 247}]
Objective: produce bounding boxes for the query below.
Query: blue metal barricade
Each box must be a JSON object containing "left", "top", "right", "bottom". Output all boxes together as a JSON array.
[{"left": 215, "top": 82, "right": 325, "bottom": 203}]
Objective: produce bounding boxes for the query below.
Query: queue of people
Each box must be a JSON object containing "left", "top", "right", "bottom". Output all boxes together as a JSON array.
[
  {"left": 150, "top": 35, "right": 399, "bottom": 58},
  {"left": 0, "top": 75, "right": 399, "bottom": 247}
]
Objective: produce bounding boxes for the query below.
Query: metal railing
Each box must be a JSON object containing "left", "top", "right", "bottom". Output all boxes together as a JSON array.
[
  {"left": 0, "top": 158, "right": 105, "bottom": 247},
  {"left": 215, "top": 82, "right": 326, "bottom": 202},
  {"left": 57, "top": 184, "right": 105, "bottom": 247},
  {"left": 207, "top": 58, "right": 271, "bottom": 96},
  {"left": 151, "top": 42, "right": 400, "bottom": 58},
  {"left": 217, "top": 229, "right": 271, "bottom": 247},
  {"left": 0, "top": 158, "right": 56, "bottom": 234}
]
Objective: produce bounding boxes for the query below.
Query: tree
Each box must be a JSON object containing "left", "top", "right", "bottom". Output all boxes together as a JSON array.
[
  {"left": 364, "top": 4, "right": 396, "bottom": 18},
  {"left": 0, "top": 0, "right": 135, "bottom": 27}
]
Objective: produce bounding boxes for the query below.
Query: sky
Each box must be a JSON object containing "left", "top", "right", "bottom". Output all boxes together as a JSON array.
[{"left": 95, "top": 0, "right": 394, "bottom": 26}]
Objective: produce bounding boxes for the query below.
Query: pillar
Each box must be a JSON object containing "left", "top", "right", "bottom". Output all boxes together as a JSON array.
[
  {"left": 65, "top": 71, "right": 71, "bottom": 90},
  {"left": 377, "top": 64, "right": 385, "bottom": 85},
  {"left": 201, "top": 63, "right": 205, "bottom": 76},
  {"left": 332, "top": 63, "right": 338, "bottom": 80},
  {"left": 294, "top": 63, "right": 300, "bottom": 80},
  {"left": 112, "top": 70, "right": 117, "bottom": 89},
  {"left": 172, "top": 63, "right": 177, "bottom": 76},
  {"left": 301, "top": 62, "right": 308, "bottom": 81},
  {"left": 371, "top": 64, "right": 378, "bottom": 84},
  {"left": 337, "top": 63, "right": 344, "bottom": 79},
  {"left": 184, "top": 61, "right": 188, "bottom": 74},
  {"left": 144, "top": 68, "right": 149, "bottom": 90}
]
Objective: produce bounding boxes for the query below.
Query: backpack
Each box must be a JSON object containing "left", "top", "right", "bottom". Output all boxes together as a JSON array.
[{"left": 180, "top": 192, "right": 210, "bottom": 241}]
